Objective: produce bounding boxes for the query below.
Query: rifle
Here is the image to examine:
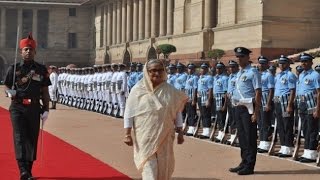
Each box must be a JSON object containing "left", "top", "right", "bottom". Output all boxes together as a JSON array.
[
  {"left": 230, "top": 129, "right": 238, "bottom": 146},
  {"left": 317, "top": 143, "right": 320, "bottom": 166},
  {"left": 182, "top": 114, "right": 188, "bottom": 134},
  {"left": 193, "top": 115, "right": 201, "bottom": 137},
  {"left": 209, "top": 114, "right": 218, "bottom": 141},
  {"left": 268, "top": 117, "right": 278, "bottom": 155},
  {"left": 292, "top": 115, "right": 302, "bottom": 160},
  {"left": 220, "top": 111, "right": 229, "bottom": 144}
]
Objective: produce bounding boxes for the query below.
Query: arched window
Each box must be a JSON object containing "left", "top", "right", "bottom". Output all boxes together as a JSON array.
[
  {"left": 147, "top": 46, "right": 157, "bottom": 60},
  {"left": 123, "top": 50, "right": 131, "bottom": 66}
]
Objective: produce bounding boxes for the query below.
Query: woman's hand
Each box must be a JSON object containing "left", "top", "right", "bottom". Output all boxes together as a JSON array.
[
  {"left": 124, "top": 135, "right": 133, "bottom": 146},
  {"left": 177, "top": 132, "right": 184, "bottom": 144}
]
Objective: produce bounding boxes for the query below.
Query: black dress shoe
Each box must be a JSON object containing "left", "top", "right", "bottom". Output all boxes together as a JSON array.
[
  {"left": 214, "top": 138, "right": 221, "bottom": 143},
  {"left": 199, "top": 135, "right": 209, "bottom": 139},
  {"left": 257, "top": 148, "right": 268, "bottom": 153},
  {"left": 20, "top": 171, "right": 31, "bottom": 180},
  {"left": 186, "top": 133, "right": 193, "bottom": 136},
  {"left": 225, "top": 141, "right": 231, "bottom": 145},
  {"left": 299, "top": 158, "right": 316, "bottom": 163},
  {"left": 237, "top": 168, "right": 254, "bottom": 175},
  {"left": 229, "top": 165, "right": 243, "bottom": 173},
  {"left": 279, "top": 154, "right": 292, "bottom": 158}
]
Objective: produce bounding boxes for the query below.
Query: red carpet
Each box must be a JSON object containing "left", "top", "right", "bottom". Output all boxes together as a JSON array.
[{"left": 0, "top": 107, "right": 131, "bottom": 180}]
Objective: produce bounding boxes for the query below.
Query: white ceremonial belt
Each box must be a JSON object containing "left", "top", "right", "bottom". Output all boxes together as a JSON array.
[{"left": 232, "top": 98, "right": 254, "bottom": 114}]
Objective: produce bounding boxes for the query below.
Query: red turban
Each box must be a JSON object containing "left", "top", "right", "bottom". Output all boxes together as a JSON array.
[{"left": 19, "top": 33, "right": 36, "bottom": 49}]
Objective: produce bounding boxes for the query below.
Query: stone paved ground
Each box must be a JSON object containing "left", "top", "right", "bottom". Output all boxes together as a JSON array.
[{"left": 1, "top": 86, "right": 319, "bottom": 180}]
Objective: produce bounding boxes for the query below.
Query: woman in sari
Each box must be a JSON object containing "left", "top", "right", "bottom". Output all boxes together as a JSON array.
[{"left": 123, "top": 59, "right": 188, "bottom": 180}]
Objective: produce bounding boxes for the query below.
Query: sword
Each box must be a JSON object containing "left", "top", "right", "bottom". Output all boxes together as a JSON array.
[{"left": 39, "top": 118, "right": 44, "bottom": 164}]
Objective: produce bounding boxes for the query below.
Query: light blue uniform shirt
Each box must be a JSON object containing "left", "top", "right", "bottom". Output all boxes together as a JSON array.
[
  {"left": 197, "top": 74, "right": 214, "bottom": 93},
  {"left": 274, "top": 69, "right": 296, "bottom": 97},
  {"left": 232, "top": 65, "right": 261, "bottom": 101},
  {"left": 185, "top": 74, "right": 199, "bottom": 101},
  {"left": 167, "top": 74, "right": 177, "bottom": 86},
  {"left": 227, "top": 73, "right": 237, "bottom": 95},
  {"left": 136, "top": 71, "right": 143, "bottom": 81},
  {"left": 213, "top": 74, "right": 228, "bottom": 94},
  {"left": 127, "top": 72, "right": 138, "bottom": 90},
  {"left": 296, "top": 69, "right": 320, "bottom": 96},
  {"left": 174, "top": 73, "right": 188, "bottom": 90},
  {"left": 261, "top": 70, "right": 275, "bottom": 93}
]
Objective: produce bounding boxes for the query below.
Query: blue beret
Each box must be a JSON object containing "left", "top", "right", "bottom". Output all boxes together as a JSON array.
[
  {"left": 296, "top": 65, "right": 303, "bottom": 73},
  {"left": 315, "top": 65, "right": 320, "bottom": 71},
  {"left": 168, "top": 63, "right": 176, "bottom": 69},
  {"left": 187, "top": 63, "right": 196, "bottom": 69},
  {"left": 299, "top": 53, "right": 314, "bottom": 62},
  {"left": 258, "top": 56, "right": 269, "bottom": 64},
  {"left": 130, "top": 62, "right": 136, "bottom": 67},
  {"left": 176, "top": 63, "right": 185, "bottom": 68},
  {"left": 228, "top": 60, "right": 238, "bottom": 66},
  {"left": 278, "top": 55, "right": 290, "bottom": 64},
  {"left": 200, "top": 63, "right": 209, "bottom": 69},
  {"left": 234, "top": 47, "right": 252, "bottom": 56},
  {"left": 216, "top": 62, "right": 225, "bottom": 69}
]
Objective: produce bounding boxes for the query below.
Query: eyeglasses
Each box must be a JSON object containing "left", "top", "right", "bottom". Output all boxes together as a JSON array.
[{"left": 148, "top": 68, "right": 164, "bottom": 74}]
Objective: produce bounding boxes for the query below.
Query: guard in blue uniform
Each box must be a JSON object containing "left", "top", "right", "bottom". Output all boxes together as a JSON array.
[
  {"left": 185, "top": 63, "right": 199, "bottom": 135},
  {"left": 296, "top": 53, "right": 320, "bottom": 163},
  {"left": 167, "top": 63, "right": 177, "bottom": 86},
  {"left": 226, "top": 60, "right": 239, "bottom": 145},
  {"left": 315, "top": 65, "right": 320, "bottom": 74},
  {"left": 213, "top": 62, "right": 229, "bottom": 142},
  {"left": 127, "top": 62, "right": 137, "bottom": 93},
  {"left": 136, "top": 63, "right": 143, "bottom": 81},
  {"left": 257, "top": 56, "right": 275, "bottom": 153},
  {"left": 229, "top": 47, "right": 261, "bottom": 175},
  {"left": 296, "top": 65, "right": 303, "bottom": 77},
  {"left": 174, "top": 63, "right": 187, "bottom": 91},
  {"left": 274, "top": 55, "right": 297, "bottom": 157},
  {"left": 197, "top": 63, "right": 213, "bottom": 139}
]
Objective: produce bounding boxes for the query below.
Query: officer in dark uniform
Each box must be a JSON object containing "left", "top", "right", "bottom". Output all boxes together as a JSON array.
[
  {"left": 4, "top": 34, "right": 51, "bottom": 180},
  {"left": 229, "top": 47, "right": 261, "bottom": 175}
]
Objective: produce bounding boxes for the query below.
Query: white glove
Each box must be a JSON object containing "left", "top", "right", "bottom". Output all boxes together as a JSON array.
[{"left": 41, "top": 111, "right": 49, "bottom": 124}]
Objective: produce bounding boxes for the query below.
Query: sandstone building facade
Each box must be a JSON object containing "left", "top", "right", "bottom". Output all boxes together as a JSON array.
[{"left": 0, "top": 0, "right": 319, "bottom": 81}]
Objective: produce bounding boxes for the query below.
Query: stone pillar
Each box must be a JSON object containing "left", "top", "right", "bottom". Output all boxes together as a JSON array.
[
  {"left": 121, "top": 0, "right": 126, "bottom": 43},
  {"left": 151, "top": 0, "right": 157, "bottom": 37},
  {"left": 144, "top": 0, "right": 151, "bottom": 39},
  {"left": 133, "top": 0, "right": 139, "bottom": 41},
  {"left": 0, "top": 8, "right": 6, "bottom": 47},
  {"left": 126, "top": 0, "right": 132, "bottom": 42},
  {"left": 107, "top": 3, "right": 112, "bottom": 45},
  {"left": 112, "top": 2, "right": 117, "bottom": 44},
  {"left": 138, "top": 0, "right": 145, "bottom": 40},
  {"left": 18, "top": 9, "right": 23, "bottom": 37},
  {"left": 159, "top": 0, "right": 166, "bottom": 36},
  {"left": 117, "top": 0, "right": 122, "bottom": 44},
  {"left": 32, "top": 9, "right": 38, "bottom": 41},
  {"left": 204, "top": 0, "right": 212, "bottom": 29},
  {"left": 166, "top": 0, "right": 173, "bottom": 35},
  {"left": 103, "top": 4, "right": 107, "bottom": 46}
]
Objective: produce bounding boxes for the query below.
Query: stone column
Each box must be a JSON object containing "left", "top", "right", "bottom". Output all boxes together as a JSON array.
[
  {"left": 138, "top": 0, "right": 145, "bottom": 40},
  {"left": 166, "top": 0, "right": 173, "bottom": 35},
  {"left": 117, "top": 0, "right": 122, "bottom": 44},
  {"left": 159, "top": 0, "right": 166, "bottom": 36},
  {"left": 133, "top": 0, "right": 139, "bottom": 41},
  {"left": 32, "top": 9, "right": 38, "bottom": 41},
  {"left": 112, "top": 2, "right": 117, "bottom": 44},
  {"left": 18, "top": 9, "right": 23, "bottom": 37},
  {"left": 126, "top": 0, "right": 132, "bottom": 42},
  {"left": 151, "top": 0, "right": 157, "bottom": 37},
  {"left": 107, "top": 3, "right": 112, "bottom": 45},
  {"left": 144, "top": 0, "right": 151, "bottom": 39},
  {"left": 0, "top": 8, "right": 6, "bottom": 47},
  {"left": 121, "top": 0, "right": 126, "bottom": 43},
  {"left": 103, "top": 4, "right": 107, "bottom": 46},
  {"left": 204, "top": 0, "right": 212, "bottom": 29}
]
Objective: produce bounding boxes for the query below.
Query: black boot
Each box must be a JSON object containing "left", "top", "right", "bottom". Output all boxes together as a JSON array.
[
  {"left": 50, "top": 101, "right": 56, "bottom": 109},
  {"left": 18, "top": 160, "right": 31, "bottom": 180}
]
